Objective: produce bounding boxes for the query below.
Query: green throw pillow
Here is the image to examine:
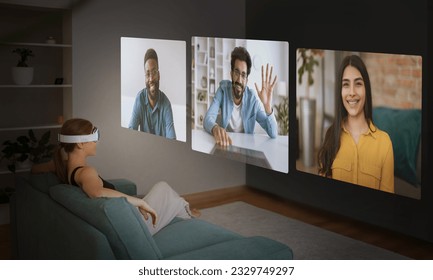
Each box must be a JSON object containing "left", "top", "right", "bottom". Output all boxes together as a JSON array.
[{"left": 373, "top": 107, "right": 421, "bottom": 186}]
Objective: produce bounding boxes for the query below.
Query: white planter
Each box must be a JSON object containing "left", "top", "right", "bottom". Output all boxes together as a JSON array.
[
  {"left": 12, "top": 67, "right": 34, "bottom": 85},
  {"left": 16, "top": 158, "right": 33, "bottom": 170}
]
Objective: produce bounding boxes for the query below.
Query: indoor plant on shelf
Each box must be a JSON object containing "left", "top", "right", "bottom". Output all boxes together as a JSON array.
[
  {"left": 0, "top": 130, "right": 55, "bottom": 173},
  {"left": 12, "top": 47, "right": 35, "bottom": 85},
  {"left": 297, "top": 48, "right": 323, "bottom": 167}
]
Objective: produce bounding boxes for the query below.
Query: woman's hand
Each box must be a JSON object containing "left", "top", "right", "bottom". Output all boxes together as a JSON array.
[{"left": 138, "top": 201, "right": 158, "bottom": 226}]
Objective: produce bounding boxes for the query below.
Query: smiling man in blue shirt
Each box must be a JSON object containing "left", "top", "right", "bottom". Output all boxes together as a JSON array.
[
  {"left": 204, "top": 46, "right": 277, "bottom": 146},
  {"left": 129, "top": 48, "right": 176, "bottom": 140}
]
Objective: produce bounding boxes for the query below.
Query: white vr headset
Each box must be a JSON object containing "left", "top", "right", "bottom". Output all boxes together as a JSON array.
[{"left": 58, "top": 128, "right": 100, "bottom": 143}]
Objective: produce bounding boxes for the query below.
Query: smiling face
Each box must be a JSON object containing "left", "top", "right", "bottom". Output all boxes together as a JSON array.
[
  {"left": 144, "top": 58, "right": 160, "bottom": 103},
  {"left": 231, "top": 59, "right": 248, "bottom": 102},
  {"left": 341, "top": 65, "right": 366, "bottom": 120}
]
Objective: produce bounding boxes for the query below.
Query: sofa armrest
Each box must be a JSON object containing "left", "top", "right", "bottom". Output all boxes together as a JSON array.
[
  {"left": 50, "top": 184, "right": 161, "bottom": 259},
  {"left": 106, "top": 179, "right": 137, "bottom": 196}
]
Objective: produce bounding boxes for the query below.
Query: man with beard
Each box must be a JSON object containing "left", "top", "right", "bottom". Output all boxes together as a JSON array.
[
  {"left": 204, "top": 46, "right": 277, "bottom": 146},
  {"left": 129, "top": 48, "right": 176, "bottom": 139}
]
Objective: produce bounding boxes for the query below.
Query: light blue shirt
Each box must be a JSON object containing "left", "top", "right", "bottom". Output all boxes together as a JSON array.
[
  {"left": 128, "top": 88, "right": 176, "bottom": 139},
  {"left": 204, "top": 80, "right": 277, "bottom": 138}
]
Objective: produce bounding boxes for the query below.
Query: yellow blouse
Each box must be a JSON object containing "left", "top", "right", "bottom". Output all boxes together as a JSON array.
[{"left": 331, "top": 123, "right": 394, "bottom": 193}]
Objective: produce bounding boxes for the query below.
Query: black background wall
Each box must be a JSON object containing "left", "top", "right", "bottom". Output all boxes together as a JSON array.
[{"left": 245, "top": 0, "right": 432, "bottom": 243}]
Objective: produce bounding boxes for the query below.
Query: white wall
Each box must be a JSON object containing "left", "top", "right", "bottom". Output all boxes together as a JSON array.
[{"left": 72, "top": 0, "right": 246, "bottom": 195}]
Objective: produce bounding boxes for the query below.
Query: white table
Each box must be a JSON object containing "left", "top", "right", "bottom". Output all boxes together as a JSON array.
[{"left": 192, "top": 129, "right": 289, "bottom": 173}]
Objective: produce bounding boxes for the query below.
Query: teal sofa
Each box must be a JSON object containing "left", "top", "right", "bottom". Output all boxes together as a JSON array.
[{"left": 10, "top": 173, "right": 293, "bottom": 260}]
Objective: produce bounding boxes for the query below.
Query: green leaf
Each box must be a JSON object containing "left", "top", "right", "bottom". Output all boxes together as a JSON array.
[
  {"left": 17, "top": 136, "right": 29, "bottom": 145},
  {"left": 29, "top": 129, "right": 37, "bottom": 143},
  {"left": 17, "top": 153, "right": 28, "bottom": 162},
  {"left": 298, "top": 67, "right": 304, "bottom": 84},
  {"left": 39, "top": 130, "right": 51, "bottom": 145}
]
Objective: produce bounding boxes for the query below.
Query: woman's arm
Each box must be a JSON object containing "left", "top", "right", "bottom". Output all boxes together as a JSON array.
[{"left": 78, "top": 166, "right": 158, "bottom": 226}]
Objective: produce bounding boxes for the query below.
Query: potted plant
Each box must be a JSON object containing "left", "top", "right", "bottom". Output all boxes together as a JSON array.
[
  {"left": 274, "top": 96, "right": 289, "bottom": 135},
  {"left": 12, "top": 48, "right": 35, "bottom": 85},
  {"left": 1, "top": 130, "right": 55, "bottom": 173},
  {"left": 297, "top": 48, "right": 323, "bottom": 167}
]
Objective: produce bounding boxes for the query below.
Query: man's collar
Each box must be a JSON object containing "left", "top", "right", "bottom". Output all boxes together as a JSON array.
[{"left": 145, "top": 88, "right": 160, "bottom": 109}]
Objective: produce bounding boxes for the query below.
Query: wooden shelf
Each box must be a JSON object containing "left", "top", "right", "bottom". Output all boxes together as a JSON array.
[
  {"left": 0, "top": 84, "right": 72, "bottom": 88},
  {"left": 0, "top": 168, "right": 30, "bottom": 175},
  {"left": 0, "top": 124, "right": 61, "bottom": 132},
  {"left": 0, "top": 42, "right": 72, "bottom": 48}
]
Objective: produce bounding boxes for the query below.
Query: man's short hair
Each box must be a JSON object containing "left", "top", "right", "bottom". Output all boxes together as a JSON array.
[
  {"left": 231, "top": 46, "right": 252, "bottom": 76},
  {"left": 144, "top": 48, "right": 159, "bottom": 67}
]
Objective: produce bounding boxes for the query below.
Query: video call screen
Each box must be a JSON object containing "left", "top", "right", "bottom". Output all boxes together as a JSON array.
[
  {"left": 191, "top": 37, "right": 289, "bottom": 173},
  {"left": 295, "top": 49, "right": 422, "bottom": 199},
  {"left": 120, "top": 37, "right": 186, "bottom": 142}
]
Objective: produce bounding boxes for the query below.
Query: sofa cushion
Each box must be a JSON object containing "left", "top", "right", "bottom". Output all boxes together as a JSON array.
[
  {"left": 373, "top": 107, "right": 421, "bottom": 186},
  {"left": 30, "top": 172, "right": 61, "bottom": 194},
  {"left": 165, "top": 236, "right": 294, "bottom": 260},
  {"left": 153, "top": 218, "right": 242, "bottom": 258},
  {"left": 49, "top": 184, "right": 162, "bottom": 259}
]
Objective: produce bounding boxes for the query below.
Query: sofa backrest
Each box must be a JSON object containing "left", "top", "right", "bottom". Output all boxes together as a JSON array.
[
  {"left": 14, "top": 175, "right": 117, "bottom": 259},
  {"left": 373, "top": 107, "right": 421, "bottom": 186},
  {"left": 30, "top": 172, "right": 61, "bottom": 194},
  {"left": 49, "top": 184, "right": 162, "bottom": 259}
]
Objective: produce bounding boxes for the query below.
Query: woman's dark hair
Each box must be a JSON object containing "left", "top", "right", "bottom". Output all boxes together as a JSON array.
[
  {"left": 231, "top": 46, "right": 252, "bottom": 76},
  {"left": 317, "top": 54, "right": 374, "bottom": 177},
  {"left": 53, "top": 118, "right": 93, "bottom": 183}
]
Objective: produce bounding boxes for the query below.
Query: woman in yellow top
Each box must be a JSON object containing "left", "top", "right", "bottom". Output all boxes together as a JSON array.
[{"left": 318, "top": 55, "right": 394, "bottom": 193}]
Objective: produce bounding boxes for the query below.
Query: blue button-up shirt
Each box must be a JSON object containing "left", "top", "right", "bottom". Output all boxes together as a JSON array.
[
  {"left": 204, "top": 80, "right": 277, "bottom": 138},
  {"left": 128, "top": 88, "right": 176, "bottom": 139}
]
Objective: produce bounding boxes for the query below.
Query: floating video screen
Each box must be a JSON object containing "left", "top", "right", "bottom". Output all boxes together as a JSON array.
[
  {"left": 121, "top": 37, "right": 186, "bottom": 142},
  {"left": 191, "top": 37, "right": 289, "bottom": 173},
  {"left": 295, "top": 49, "right": 422, "bottom": 199}
]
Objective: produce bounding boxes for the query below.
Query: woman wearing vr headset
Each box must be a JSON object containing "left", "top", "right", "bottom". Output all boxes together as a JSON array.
[{"left": 32, "top": 118, "right": 198, "bottom": 235}]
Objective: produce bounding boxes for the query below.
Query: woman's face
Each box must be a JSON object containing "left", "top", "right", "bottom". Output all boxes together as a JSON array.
[{"left": 341, "top": 65, "right": 366, "bottom": 119}]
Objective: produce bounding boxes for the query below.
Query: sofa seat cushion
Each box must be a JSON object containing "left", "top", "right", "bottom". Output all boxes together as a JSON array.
[
  {"left": 165, "top": 236, "right": 294, "bottom": 260},
  {"left": 153, "top": 218, "right": 242, "bottom": 258},
  {"left": 49, "top": 184, "right": 161, "bottom": 259}
]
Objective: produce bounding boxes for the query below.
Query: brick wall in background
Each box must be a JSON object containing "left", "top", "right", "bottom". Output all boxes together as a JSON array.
[{"left": 361, "top": 53, "right": 422, "bottom": 109}]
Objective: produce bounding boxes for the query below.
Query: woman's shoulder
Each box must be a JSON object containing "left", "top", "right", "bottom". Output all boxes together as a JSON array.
[
  {"left": 74, "top": 165, "right": 98, "bottom": 179},
  {"left": 371, "top": 125, "right": 392, "bottom": 143}
]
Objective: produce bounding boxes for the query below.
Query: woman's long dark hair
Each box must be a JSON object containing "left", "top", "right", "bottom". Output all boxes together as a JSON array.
[
  {"left": 317, "top": 54, "right": 374, "bottom": 177},
  {"left": 53, "top": 118, "right": 93, "bottom": 183}
]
